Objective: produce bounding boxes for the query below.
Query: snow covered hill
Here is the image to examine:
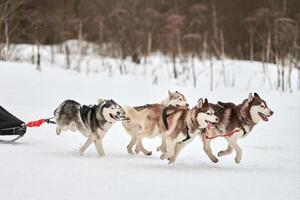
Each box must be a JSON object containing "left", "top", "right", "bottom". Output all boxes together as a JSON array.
[{"left": 0, "top": 60, "right": 299, "bottom": 200}]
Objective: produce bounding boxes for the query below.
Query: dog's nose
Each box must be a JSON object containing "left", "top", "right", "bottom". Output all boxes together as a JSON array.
[
  {"left": 117, "top": 111, "right": 121, "bottom": 115},
  {"left": 215, "top": 117, "right": 219, "bottom": 122},
  {"left": 186, "top": 103, "right": 189, "bottom": 107},
  {"left": 270, "top": 110, "right": 274, "bottom": 116}
]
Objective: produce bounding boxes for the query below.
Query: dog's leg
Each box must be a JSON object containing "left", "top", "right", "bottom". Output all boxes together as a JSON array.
[
  {"left": 202, "top": 137, "right": 218, "bottom": 163},
  {"left": 227, "top": 137, "right": 242, "bottom": 163},
  {"left": 93, "top": 134, "right": 105, "bottom": 157},
  {"left": 157, "top": 134, "right": 167, "bottom": 153},
  {"left": 135, "top": 136, "right": 152, "bottom": 156},
  {"left": 127, "top": 135, "right": 137, "bottom": 155},
  {"left": 217, "top": 144, "right": 233, "bottom": 157},
  {"left": 80, "top": 137, "right": 93, "bottom": 155},
  {"left": 168, "top": 143, "right": 186, "bottom": 164},
  {"left": 160, "top": 137, "right": 176, "bottom": 160},
  {"left": 56, "top": 126, "right": 62, "bottom": 135},
  {"left": 134, "top": 135, "right": 142, "bottom": 154},
  {"left": 135, "top": 127, "right": 152, "bottom": 156}
]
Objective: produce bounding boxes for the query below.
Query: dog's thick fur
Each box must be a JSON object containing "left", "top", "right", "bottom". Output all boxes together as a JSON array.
[
  {"left": 122, "top": 91, "right": 189, "bottom": 156},
  {"left": 160, "top": 98, "right": 219, "bottom": 164},
  {"left": 54, "top": 99, "right": 128, "bottom": 157},
  {"left": 202, "top": 93, "right": 274, "bottom": 163}
]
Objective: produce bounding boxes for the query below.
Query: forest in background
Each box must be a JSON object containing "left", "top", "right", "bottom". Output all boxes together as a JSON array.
[
  {"left": 1, "top": 0, "right": 300, "bottom": 61},
  {"left": 0, "top": 0, "right": 300, "bottom": 92}
]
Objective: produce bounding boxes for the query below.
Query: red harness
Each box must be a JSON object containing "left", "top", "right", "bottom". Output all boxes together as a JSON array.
[{"left": 205, "top": 129, "right": 240, "bottom": 140}]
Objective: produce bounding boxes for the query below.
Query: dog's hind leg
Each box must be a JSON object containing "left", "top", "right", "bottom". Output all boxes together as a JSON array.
[
  {"left": 217, "top": 144, "right": 233, "bottom": 157},
  {"left": 227, "top": 138, "right": 242, "bottom": 163},
  {"left": 202, "top": 137, "right": 218, "bottom": 163},
  {"left": 56, "top": 126, "right": 62, "bottom": 135},
  {"left": 157, "top": 135, "right": 167, "bottom": 153},
  {"left": 80, "top": 137, "right": 93, "bottom": 155},
  {"left": 135, "top": 136, "right": 152, "bottom": 156},
  {"left": 127, "top": 135, "right": 136, "bottom": 155}
]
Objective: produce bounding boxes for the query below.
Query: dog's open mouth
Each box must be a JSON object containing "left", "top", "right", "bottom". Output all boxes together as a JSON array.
[
  {"left": 109, "top": 113, "right": 130, "bottom": 121},
  {"left": 258, "top": 112, "right": 270, "bottom": 122},
  {"left": 205, "top": 120, "right": 215, "bottom": 130}
]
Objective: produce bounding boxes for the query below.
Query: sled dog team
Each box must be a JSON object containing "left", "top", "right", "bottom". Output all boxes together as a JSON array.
[{"left": 54, "top": 91, "right": 273, "bottom": 164}]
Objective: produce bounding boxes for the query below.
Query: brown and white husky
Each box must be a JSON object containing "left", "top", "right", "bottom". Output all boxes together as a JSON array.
[
  {"left": 160, "top": 98, "right": 219, "bottom": 164},
  {"left": 122, "top": 90, "right": 189, "bottom": 156},
  {"left": 202, "top": 92, "right": 274, "bottom": 163}
]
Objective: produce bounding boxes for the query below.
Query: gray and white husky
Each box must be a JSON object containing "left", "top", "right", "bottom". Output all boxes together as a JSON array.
[
  {"left": 54, "top": 99, "right": 128, "bottom": 157},
  {"left": 202, "top": 92, "right": 274, "bottom": 163}
]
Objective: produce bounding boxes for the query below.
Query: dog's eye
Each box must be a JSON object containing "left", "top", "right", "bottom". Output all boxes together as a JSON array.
[
  {"left": 261, "top": 105, "right": 265, "bottom": 108},
  {"left": 179, "top": 98, "right": 183, "bottom": 101}
]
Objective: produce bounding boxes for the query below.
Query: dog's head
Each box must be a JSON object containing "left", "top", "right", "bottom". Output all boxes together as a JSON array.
[
  {"left": 100, "top": 99, "right": 128, "bottom": 122},
  {"left": 163, "top": 90, "right": 189, "bottom": 107},
  {"left": 194, "top": 98, "right": 219, "bottom": 129},
  {"left": 247, "top": 93, "right": 274, "bottom": 124}
]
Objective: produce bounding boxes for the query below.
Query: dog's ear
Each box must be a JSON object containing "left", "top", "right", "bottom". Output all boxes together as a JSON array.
[
  {"left": 254, "top": 92, "right": 260, "bottom": 98},
  {"left": 204, "top": 98, "right": 209, "bottom": 106},
  {"left": 97, "top": 98, "right": 106, "bottom": 105},
  {"left": 197, "top": 98, "right": 203, "bottom": 108},
  {"left": 168, "top": 90, "right": 173, "bottom": 96},
  {"left": 248, "top": 93, "right": 253, "bottom": 103}
]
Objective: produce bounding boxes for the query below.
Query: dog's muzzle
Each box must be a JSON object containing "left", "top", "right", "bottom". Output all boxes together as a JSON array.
[{"left": 111, "top": 113, "right": 130, "bottom": 121}]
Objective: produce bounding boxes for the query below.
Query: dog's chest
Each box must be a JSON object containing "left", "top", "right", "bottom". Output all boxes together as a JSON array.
[{"left": 100, "top": 122, "right": 114, "bottom": 132}]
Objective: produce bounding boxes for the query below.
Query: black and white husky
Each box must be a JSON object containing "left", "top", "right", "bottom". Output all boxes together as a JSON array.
[
  {"left": 202, "top": 93, "right": 274, "bottom": 163},
  {"left": 54, "top": 99, "right": 128, "bottom": 157}
]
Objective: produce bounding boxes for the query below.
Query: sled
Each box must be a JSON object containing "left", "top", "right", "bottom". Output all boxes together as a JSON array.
[
  {"left": 0, "top": 106, "right": 55, "bottom": 143},
  {"left": 0, "top": 106, "right": 27, "bottom": 143}
]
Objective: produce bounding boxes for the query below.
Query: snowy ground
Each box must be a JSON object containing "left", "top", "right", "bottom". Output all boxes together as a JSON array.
[{"left": 0, "top": 60, "right": 300, "bottom": 200}]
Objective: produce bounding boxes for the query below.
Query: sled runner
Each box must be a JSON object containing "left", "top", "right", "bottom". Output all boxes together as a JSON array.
[
  {"left": 0, "top": 106, "right": 55, "bottom": 143},
  {"left": 0, "top": 106, "right": 27, "bottom": 143}
]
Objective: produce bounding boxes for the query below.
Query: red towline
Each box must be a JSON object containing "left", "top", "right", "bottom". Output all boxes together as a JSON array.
[{"left": 205, "top": 129, "right": 240, "bottom": 140}]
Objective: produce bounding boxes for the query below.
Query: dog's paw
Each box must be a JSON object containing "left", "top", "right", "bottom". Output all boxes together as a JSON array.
[
  {"left": 160, "top": 154, "right": 167, "bottom": 160},
  {"left": 146, "top": 151, "right": 152, "bottom": 156},
  {"left": 235, "top": 157, "right": 241, "bottom": 164},
  {"left": 134, "top": 146, "right": 141, "bottom": 154},
  {"left": 156, "top": 146, "right": 161, "bottom": 152},
  {"left": 217, "top": 151, "right": 225, "bottom": 157},
  {"left": 168, "top": 157, "right": 176, "bottom": 164},
  {"left": 127, "top": 148, "right": 134, "bottom": 155},
  {"left": 211, "top": 157, "right": 219, "bottom": 163}
]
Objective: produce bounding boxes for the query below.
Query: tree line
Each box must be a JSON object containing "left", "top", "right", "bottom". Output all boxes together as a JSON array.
[{"left": 0, "top": 0, "right": 300, "bottom": 91}]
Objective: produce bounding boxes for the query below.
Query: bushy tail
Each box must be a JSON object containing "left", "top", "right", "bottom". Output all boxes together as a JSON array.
[{"left": 123, "top": 106, "right": 144, "bottom": 124}]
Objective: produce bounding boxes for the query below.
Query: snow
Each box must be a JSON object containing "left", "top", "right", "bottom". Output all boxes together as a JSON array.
[{"left": 0, "top": 59, "right": 299, "bottom": 200}]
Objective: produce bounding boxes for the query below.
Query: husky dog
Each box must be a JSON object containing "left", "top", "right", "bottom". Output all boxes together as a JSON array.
[
  {"left": 54, "top": 99, "right": 128, "bottom": 157},
  {"left": 202, "top": 93, "right": 273, "bottom": 163},
  {"left": 161, "top": 98, "right": 219, "bottom": 164},
  {"left": 122, "top": 90, "right": 189, "bottom": 156}
]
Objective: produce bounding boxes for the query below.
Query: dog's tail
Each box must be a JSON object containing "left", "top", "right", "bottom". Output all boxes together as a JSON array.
[{"left": 123, "top": 106, "right": 144, "bottom": 124}]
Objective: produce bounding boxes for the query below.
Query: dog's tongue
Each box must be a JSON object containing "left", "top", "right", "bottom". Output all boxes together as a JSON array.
[{"left": 207, "top": 122, "right": 214, "bottom": 130}]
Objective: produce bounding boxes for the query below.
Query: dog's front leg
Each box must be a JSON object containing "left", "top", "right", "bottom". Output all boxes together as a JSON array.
[
  {"left": 202, "top": 136, "right": 218, "bottom": 163},
  {"left": 93, "top": 133, "right": 105, "bottom": 157},
  {"left": 80, "top": 137, "right": 93, "bottom": 155},
  {"left": 227, "top": 137, "right": 242, "bottom": 163},
  {"left": 160, "top": 137, "right": 176, "bottom": 160},
  {"left": 168, "top": 142, "right": 186, "bottom": 164}
]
